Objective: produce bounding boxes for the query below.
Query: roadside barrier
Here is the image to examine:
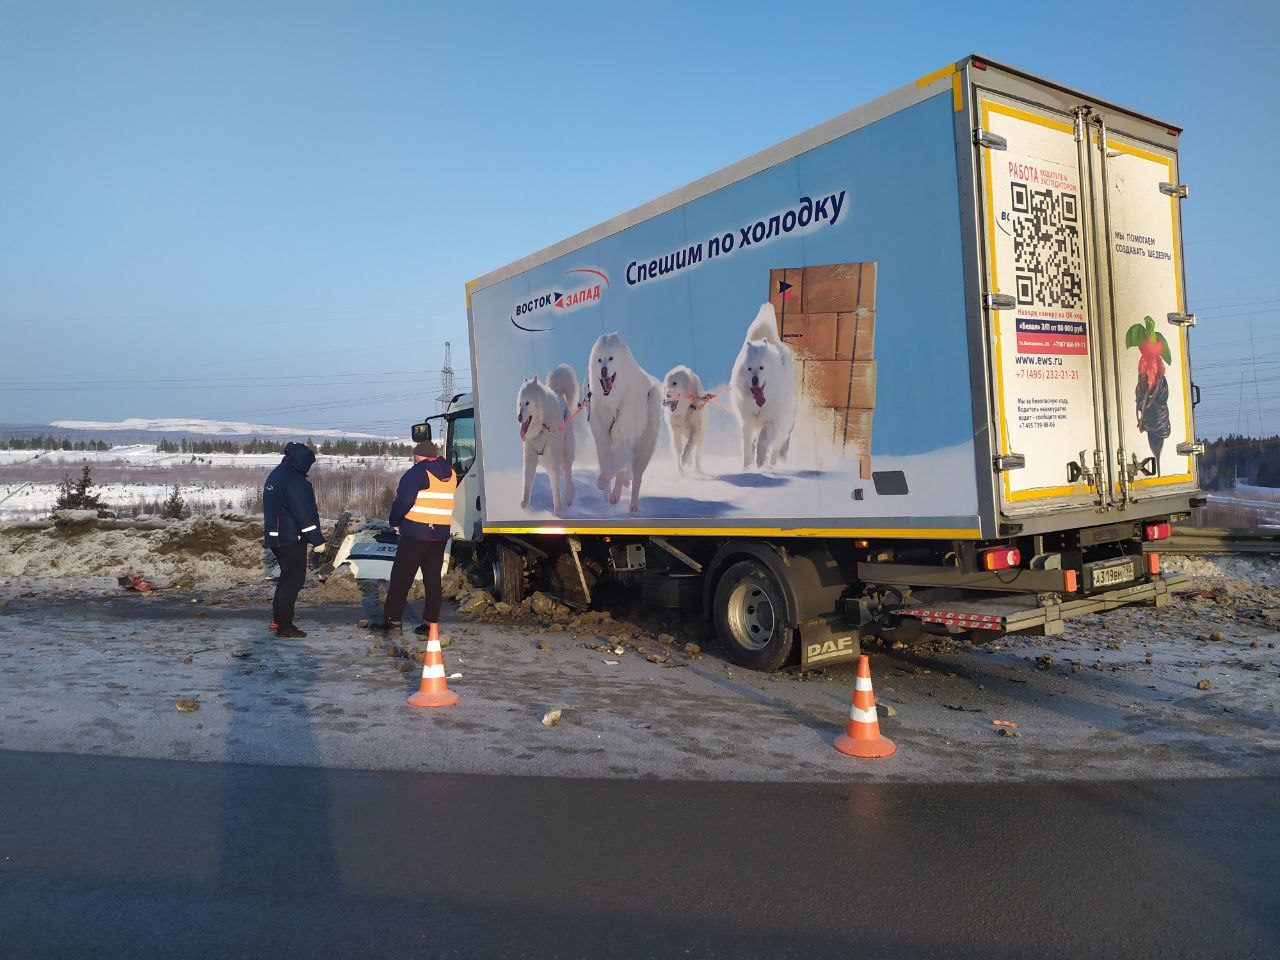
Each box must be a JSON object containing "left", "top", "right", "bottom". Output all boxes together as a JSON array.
[
  {"left": 407, "top": 624, "right": 459, "bottom": 708},
  {"left": 834, "top": 655, "right": 896, "bottom": 758}
]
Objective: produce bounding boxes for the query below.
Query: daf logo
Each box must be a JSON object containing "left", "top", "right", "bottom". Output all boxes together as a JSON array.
[{"left": 806, "top": 634, "right": 855, "bottom": 664}]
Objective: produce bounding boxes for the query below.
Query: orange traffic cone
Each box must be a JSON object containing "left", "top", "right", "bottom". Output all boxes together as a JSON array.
[
  {"left": 407, "top": 623, "right": 459, "bottom": 708},
  {"left": 834, "top": 654, "right": 896, "bottom": 758}
]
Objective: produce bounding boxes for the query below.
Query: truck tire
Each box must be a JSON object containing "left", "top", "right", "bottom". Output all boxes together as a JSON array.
[
  {"left": 713, "top": 560, "right": 796, "bottom": 672},
  {"left": 641, "top": 570, "right": 701, "bottom": 610},
  {"left": 492, "top": 541, "right": 525, "bottom": 604}
]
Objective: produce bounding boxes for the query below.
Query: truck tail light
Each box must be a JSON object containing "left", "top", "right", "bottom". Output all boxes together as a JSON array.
[
  {"left": 1144, "top": 522, "right": 1171, "bottom": 541},
  {"left": 1147, "top": 553, "right": 1160, "bottom": 574},
  {"left": 1063, "top": 569, "right": 1078, "bottom": 593},
  {"left": 981, "top": 547, "right": 1020, "bottom": 571}
]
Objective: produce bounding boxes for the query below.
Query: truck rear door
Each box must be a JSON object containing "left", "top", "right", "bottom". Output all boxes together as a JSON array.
[
  {"left": 975, "top": 93, "right": 1110, "bottom": 518},
  {"left": 1085, "top": 117, "right": 1198, "bottom": 503}
]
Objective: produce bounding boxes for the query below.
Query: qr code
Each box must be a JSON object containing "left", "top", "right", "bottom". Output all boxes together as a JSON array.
[{"left": 1011, "top": 183, "right": 1083, "bottom": 309}]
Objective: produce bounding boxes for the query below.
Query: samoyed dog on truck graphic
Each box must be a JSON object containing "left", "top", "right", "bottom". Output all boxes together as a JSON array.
[{"left": 506, "top": 261, "right": 900, "bottom": 518}]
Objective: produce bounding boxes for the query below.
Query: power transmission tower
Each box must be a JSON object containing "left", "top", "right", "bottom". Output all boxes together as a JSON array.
[{"left": 438, "top": 341, "right": 455, "bottom": 412}]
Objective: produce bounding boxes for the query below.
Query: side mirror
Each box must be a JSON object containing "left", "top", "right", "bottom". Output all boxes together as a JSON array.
[{"left": 411, "top": 422, "right": 432, "bottom": 443}]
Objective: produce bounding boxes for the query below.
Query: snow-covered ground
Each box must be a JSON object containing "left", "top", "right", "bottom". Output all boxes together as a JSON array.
[
  {"left": 0, "top": 445, "right": 404, "bottom": 520},
  {"left": 0, "top": 480, "right": 254, "bottom": 519},
  {"left": 0, "top": 445, "right": 402, "bottom": 469},
  {"left": 48, "top": 417, "right": 398, "bottom": 440}
]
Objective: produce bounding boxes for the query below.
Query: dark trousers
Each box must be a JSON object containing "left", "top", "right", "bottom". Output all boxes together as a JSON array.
[
  {"left": 271, "top": 542, "right": 308, "bottom": 625},
  {"left": 384, "top": 537, "right": 447, "bottom": 624}
]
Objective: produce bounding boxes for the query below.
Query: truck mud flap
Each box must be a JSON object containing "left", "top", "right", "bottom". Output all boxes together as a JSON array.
[{"left": 799, "top": 617, "right": 860, "bottom": 670}]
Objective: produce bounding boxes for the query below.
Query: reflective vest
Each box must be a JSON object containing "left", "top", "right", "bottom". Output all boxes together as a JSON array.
[{"left": 405, "top": 469, "right": 458, "bottom": 524}]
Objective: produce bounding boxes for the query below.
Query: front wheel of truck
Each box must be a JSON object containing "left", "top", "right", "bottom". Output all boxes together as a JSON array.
[{"left": 713, "top": 560, "right": 796, "bottom": 672}]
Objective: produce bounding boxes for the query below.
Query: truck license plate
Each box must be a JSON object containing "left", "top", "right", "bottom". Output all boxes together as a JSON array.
[{"left": 1090, "top": 560, "right": 1136, "bottom": 589}]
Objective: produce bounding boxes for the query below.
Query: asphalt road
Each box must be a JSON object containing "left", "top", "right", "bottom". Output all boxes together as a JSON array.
[{"left": 0, "top": 751, "right": 1276, "bottom": 959}]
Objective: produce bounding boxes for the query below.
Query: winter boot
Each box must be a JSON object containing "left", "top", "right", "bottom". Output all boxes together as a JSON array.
[
  {"left": 276, "top": 623, "right": 307, "bottom": 638},
  {"left": 413, "top": 622, "right": 434, "bottom": 636},
  {"left": 367, "top": 619, "right": 402, "bottom": 633}
]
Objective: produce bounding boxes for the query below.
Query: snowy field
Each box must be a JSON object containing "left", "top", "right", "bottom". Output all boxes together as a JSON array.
[
  {"left": 0, "top": 480, "right": 256, "bottom": 520},
  {"left": 0, "top": 445, "right": 404, "bottom": 520},
  {"left": 48, "top": 417, "right": 396, "bottom": 440},
  {"left": 0, "top": 444, "right": 403, "bottom": 470}
]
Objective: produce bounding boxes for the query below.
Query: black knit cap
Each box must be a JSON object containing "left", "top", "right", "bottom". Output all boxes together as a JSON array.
[{"left": 413, "top": 440, "right": 437, "bottom": 458}]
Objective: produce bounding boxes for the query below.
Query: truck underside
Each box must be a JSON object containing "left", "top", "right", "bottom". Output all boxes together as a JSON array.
[{"left": 467, "top": 521, "right": 1185, "bottom": 672}]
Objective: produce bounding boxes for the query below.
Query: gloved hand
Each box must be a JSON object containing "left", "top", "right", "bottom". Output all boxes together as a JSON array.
[{"left": 312, "top": 542, "right": 327, "bottom": 554}]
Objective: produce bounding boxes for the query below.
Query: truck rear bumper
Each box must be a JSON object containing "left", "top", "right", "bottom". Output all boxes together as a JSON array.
[{"left": 895, "top": 573, "right": 1186, "bottom": 637}]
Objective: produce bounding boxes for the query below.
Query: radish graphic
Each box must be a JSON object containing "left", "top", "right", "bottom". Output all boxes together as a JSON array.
[{"left": 1125, "top": 315, "right": 1172, "bottom": 474}]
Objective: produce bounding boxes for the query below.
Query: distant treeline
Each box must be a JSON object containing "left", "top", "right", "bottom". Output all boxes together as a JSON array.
[
  {"left": 5, "top": 436, "right": 111, "bottom": 451},
  {"left": 3, "top": 435, "right": 410, "bottom": 456},
  {"left": 156, "top": 437, "right": 411, "bottom": 456},
  {"left": 1199, "top": 434, "right": 1280, "bottom": 489}
]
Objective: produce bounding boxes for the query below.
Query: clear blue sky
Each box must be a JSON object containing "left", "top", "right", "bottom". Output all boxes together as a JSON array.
[{"left": 1, "top": 0, "right": 1276, "bottom": 438}]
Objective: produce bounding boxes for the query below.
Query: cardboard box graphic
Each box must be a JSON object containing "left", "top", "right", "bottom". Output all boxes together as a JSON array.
[
  {"left": 839, "top": 408, "right": 873, "bottom": 447},
  {"left": 835, "top": 310, "right": 875, "bottom": 361},
  {"left": 775, "top": 312, "right": 838, "bottom": 361},
  {"left": 801, "top": 263, "right": 860, "bottom": 313},
  {"left": 769, "top": 262, "right": 877, "bottom": 478},
  {"left": 768, "top": 267, "right": 805, "bottom": 318},
  {"left": 802, "top": 360, "right": 876, "bottom": 410}
]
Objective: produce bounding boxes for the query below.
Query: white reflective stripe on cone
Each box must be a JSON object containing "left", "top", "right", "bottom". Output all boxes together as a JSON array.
[
  {"left": 850, "top": 705, "right": 878, "bottom": 724},
  {"left": 300, "top": 525, "right": 318, "bottom": 533},
  {"left": 855, "top": 676, "right": 873, "bottom": 692},
  {"left": 422, "top": 664, "right": 446, "bottom": 679},
  {"left": 426, "top": 639, "right": 441, "bottom": 653}
]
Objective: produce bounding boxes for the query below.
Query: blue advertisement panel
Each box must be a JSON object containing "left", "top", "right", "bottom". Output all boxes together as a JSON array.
[{"left": 469, "top": 92, "right": 979, "bottom": 533}]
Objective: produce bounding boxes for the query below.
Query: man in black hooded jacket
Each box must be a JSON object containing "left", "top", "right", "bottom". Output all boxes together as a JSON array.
[{"left": 262, "top": 441, "right": 326, "bottom": 637}]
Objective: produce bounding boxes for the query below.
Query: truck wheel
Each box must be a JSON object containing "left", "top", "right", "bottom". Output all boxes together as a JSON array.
[
  {"left": 713, "top": 560, "right": 795, "bottom": 671},
  {"left": 492, "top": 541, "right": 525, "bottom": 604},
  {"left": 641, "top": 570, "right": 701, "bottom": 610}
]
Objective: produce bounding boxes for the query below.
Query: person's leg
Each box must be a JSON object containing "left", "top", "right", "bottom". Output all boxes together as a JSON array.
[
  {"left": 383, "top": 538, "right": 428, "bottom": 623},
  {"left": 271, "top": 547, "right": 286, "bottom": 625},
  {"left": 418, "top": 539, "right": 447, "bottom": 625},
  {"left": 273, "top": 542, "right": 307, "bottom": 625}
]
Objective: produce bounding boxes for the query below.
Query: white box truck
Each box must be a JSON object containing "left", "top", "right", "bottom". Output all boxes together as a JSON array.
[{"left": 421, "top": 55, "right": 1201, "bottom": 671}]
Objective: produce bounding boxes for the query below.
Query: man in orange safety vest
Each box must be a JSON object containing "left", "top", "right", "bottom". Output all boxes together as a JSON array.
[{"left": 367, "top": 440, "right": 456, "bottom": 634}]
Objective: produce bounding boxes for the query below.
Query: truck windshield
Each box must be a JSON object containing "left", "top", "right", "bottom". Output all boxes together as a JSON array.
[{"left": 446, "top": 413, "right": 476, "bottom": 477}]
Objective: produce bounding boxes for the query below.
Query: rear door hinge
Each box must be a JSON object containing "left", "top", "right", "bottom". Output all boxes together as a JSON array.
[
  {"left": 1160, "top": 182, "right": 1189, "bottom": 199},
  {"left": 985, "top": 293, "right": 1016, "bottom": 311},
  {"left": 994, "top": 453, "right": 1026, "bottom": 472},
  {"left": 1167, "top": 311, "right": 1196, "bottom": 327},
  {"left": 1176, "top": 441, "right": 1205, "bottom": 456},
  {"left": 974, "top": 129, "right": 1008, "bottom": 151}
]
